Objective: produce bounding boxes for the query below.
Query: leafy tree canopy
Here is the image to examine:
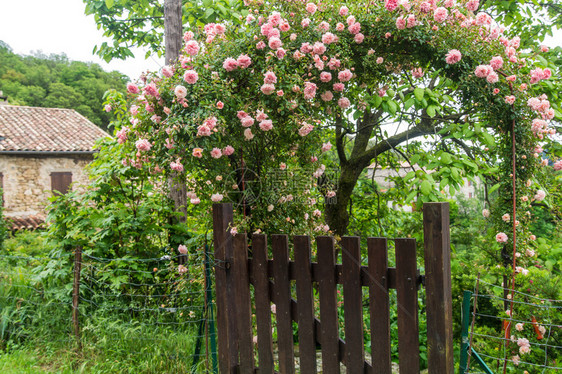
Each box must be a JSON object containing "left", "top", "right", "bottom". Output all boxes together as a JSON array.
[{"left": 0, "top": 43, "right": 128, "bottom": 130}]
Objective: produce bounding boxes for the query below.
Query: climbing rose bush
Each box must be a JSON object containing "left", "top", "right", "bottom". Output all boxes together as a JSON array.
[{"left": 109, "top": 0, "right": 558, "bottom": 243}]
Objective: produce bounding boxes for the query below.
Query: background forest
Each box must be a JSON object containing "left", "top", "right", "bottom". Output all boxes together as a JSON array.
[{"left": 0, "top": 41, "right": 127, "bottom": 130}]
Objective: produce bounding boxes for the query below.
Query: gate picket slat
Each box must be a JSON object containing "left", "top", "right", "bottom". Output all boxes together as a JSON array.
[
  {"left": 294, "top": 235, "right": 317, "bottom": 373},
  {"left": 233, "top": 234, "right": 254, "bottom": 372},
  {"left": 317, "top": 236, "right": 340, "bottom": 374},
  {"left": 252, "top": 234, "right": 274, "bottom": 373},
  {"left": 212, "top": 203, "right": 237, "bottom": 373},
  {"left": 395, "top": 238, "right": 420, "bottom": 374},
  {"left": 341, "top": 236, "right": 364, "bottom": 372},
  {"left": 367, "top": 238, "right": 391, "bottom": 374},
  {"left": 272, "top": 235, "right": 295, "bottom": 374}
]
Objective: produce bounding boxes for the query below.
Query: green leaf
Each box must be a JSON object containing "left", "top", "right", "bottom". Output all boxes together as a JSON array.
[
  {"left": 105, "top": 0, "right": 114, "bottom": 8},
  {"left": 387, "top": 100, "right": 397, "bottom": 115},
  {"left": 440, "top": 153, "right": 452, "bottom": 164},
  {"left": 414, "top": 87, "right": 424, "bottom": 102},
  {"left": 420, "top": 180, "right": 432, "bottom": 195},
  {"left": 488, "top": 183, "right": 501, "bottom": 194},
  {"left": 426, "top": 106, "right": 436, "bottom": 118}
]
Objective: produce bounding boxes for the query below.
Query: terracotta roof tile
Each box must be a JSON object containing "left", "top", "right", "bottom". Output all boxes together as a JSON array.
[
  {"left": 0, "top": 106, "right": 109, "bottom": 152},
  {"left": 6, "top": 216, "right": 45, "bottom": 231}
]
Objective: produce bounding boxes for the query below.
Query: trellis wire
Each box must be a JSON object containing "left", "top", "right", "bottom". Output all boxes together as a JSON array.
[
  {"left": 462, "top": 279, "right": 562, "bottom": 373},
  {"left": 0, "top": 247, "right": 218, "bottom": 373}
]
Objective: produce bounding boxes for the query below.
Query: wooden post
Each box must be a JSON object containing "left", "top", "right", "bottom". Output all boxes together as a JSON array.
[
  {"left": 72, "top": 246, "right": 82, "bottom": 350},
  {"left": 423, "top": 202, "right": 454, "bottom": 374},
  {"left": 212, "top": 203, "right": 238, "bottom": 373}
]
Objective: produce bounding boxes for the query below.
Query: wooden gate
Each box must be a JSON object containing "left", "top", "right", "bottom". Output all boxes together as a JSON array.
[{"left": 213, "top": 202, "right": 453, "bottom": 374}]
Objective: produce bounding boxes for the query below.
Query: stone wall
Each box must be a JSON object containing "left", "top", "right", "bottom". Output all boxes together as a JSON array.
[{"left": 0, "top": 154, "right": 92, "bottom": 219}]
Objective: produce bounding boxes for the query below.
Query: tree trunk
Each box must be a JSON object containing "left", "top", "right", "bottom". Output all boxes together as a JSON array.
[
  {"left": 325, "top": 163, "right": 365, "bottom": 236},
  {"left": 164, "top": 0, "right": 187, "bottom": 222},
  {"left": 164, "top": 0, "right": 182, "bottom": 65}
]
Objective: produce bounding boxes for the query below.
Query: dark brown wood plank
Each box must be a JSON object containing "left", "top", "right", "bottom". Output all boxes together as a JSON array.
[
  {"left": 212, "top": 203, "right": 237, "bottom": 373},
  {"left": 317, "top": 236, "right": 340, "bottom": 374},
  {"left": 294, "top": 235, "right": 317, "bottom": 373},
  {"left": 233, "top": 234, "right": 254, "bottom": 372},
  {"left": 367, "top": 238, "right": 391, "bottom": 374},
  {"left": 423, "top": 202, "right": 454, "bottom": 374},
  {"left": 341, "top": 237, "right": 364, "bottom": 372},
  {"left": 264, "top": 261, "right": 412, "bottom": 289},
  {"left": 272, "top": 235, "right": 294, "bottom": 374},
  {"left": 395, "top": 238, "right": 420, "bottom": 374},
  {"left": 252, "top": 234, "right": 274, "bottom": 373}
]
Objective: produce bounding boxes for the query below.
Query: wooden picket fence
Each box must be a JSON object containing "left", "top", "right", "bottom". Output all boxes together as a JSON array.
[{"left": 213, "top": 202, "right": 454, "bottom": 374}]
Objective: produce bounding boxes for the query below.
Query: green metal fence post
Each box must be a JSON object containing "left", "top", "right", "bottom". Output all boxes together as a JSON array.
[{"left": 459, "top": 290, "right": 472, "bottom": 373}]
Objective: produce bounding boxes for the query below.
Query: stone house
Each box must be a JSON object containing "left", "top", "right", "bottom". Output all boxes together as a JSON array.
[{"left": 0, "top": 105, "right": 109, "bottom": 228}]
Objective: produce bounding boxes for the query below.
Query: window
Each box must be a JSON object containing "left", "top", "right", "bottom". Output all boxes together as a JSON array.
[{"left": 51, "top": 172, "right": 72, "bottom": 195}]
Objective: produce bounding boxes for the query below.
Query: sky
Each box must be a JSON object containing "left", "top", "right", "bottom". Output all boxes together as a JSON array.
[
  {"left": 0, "top": 0, "right": 164, "bottom": 80},
  {"left": 0, "top": 0, "right": 561, "bottom": 81}
]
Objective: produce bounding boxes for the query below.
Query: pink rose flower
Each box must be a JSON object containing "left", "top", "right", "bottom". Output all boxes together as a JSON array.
[
  {"left": 396, "top": 17, "right": 406, "bottom": 30},
  {"left": 482, "top": 209, "right": 490, "bottom": 218},
  {"left": 348, "top": 22, "right": 361, "bottom": 35},
  {"left": 256, "top": 41, "right": 266, "bottom": 49},
  {"left": 504, "top": 96, "right": 515, "bottom": 105},
  {"left": 237, "top": 54, "right": 252, "bottom": 68},
  {"left": 354, "top": 33, "right": 364, "bottom": 43},
  {"left": 487, "top": 71, "right": 499, "bottom": 84},
  {"left": 259, "top": 120, "right": 273, "bottom": 131},
  {"left": 434, "top": 7, "right": 449, "bottom": 23},
  {"left": 339, "top": 6, "right": 349, "bottom": 16},
  {"left": 445, "top": 49, "right": 462, "bottom": 64},
  {"left": 321, "top": 142, "right": 332, "bottom": 152},
  {"left": 534, "top": 190, "right": 546, "bottom": 201},
  {"left": 466, "top": 0, "right": 479, "bottom": 12},
  {"left": 104, "top": 104, "right": 112, "bottom": 112},
  {"left": 268, "top": 37, "right": 283, "bottom": 50},
  {"left": 143, "top": 82, "right": 159, "bottom": 97},
  {"left": 322, "top": 32, "right": 337, "bottom": 44},
  {"left": 385, "top": 0, "right": 398, "bottom": 11},
  {"left": 170, "top": 160, "right": 184, "bottom": 172},
  {"left": 338, "top": 97, "right": 351, "bottom": 109},
  {"left": 211, "top": 194, "right": 224, "bottom": 202},
  {"left": 313, "top": 42, "right": 326, "bottom": 55},
  {"left": 264, "top": 71, "right": 277, "bottom": 84},
  {"left": 320, "top": 72, "right": 332, "bottom": 82},
  {"left": 223, "top": 58, "right": 238, "bottom": 71},
  {"left": 276, "top": 48, "right": 286, "bottom": 59},
  {"left": 223, "top": 145, "right": 234, "bottom": 156},
  {"left": 210, "top": 147, "right": 222, "bottom": 159},
  {"left": 333, "top": 83, "right": 345, "bottom": 92},
  {"left": 261, "top": 84, "right": 276, "bottom": 95},
  {"left": 490, "top": 56, "right": 504, "bottom": 70},
  {"left": 496, "top": 232, "right": 508, "bottom": 243},
  {"left": 184, "top": 40, "right": 199, "bottom": 56},
  {"left": 216, "top": 101, "right": 224, "bottom": 109},
  {"left": 338, "top": 69, "right": 353, "bottom": 82},
  {"left": 192, "top": 148, "right": 203, "bottom": 158},
  {"left": 320, "top": 91, "right": 333, "bottom": 101},
  {"left": 178, "top": 244, "right": 188, "bottom": 254},
  {"left": 197, "top": 125, "right": 211, "bottom": 137},
  {"left": 304, "top": 82, "right": 317, "bottom": 99},
  {"left": 127, "top": 83, "right": 140, "bottom": 94},
  {"left": 244, "top": 128, "right": 254, "bottom": 140},
  {"left": 305, "top": 3, "right": 317, "bottom": 14},
  {"left": 184, "top": 70, "right": 199, "bottom": 84},
  {"left": 336, "top": 22, "right": 345, "bottom": 31},
  {"left": 241, "top": 116, "right": 255, "bottom": 127},
  {"left": 135, "top": 139, "right": 152, "bottom": 152},
  {"left": 175, "top": 85, "right": 187, "bottom": 98}
]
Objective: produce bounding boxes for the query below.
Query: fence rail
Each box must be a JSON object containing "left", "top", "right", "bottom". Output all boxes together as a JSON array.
[{"left": 213, "top": 202, "right": 453, "bottom": 374}]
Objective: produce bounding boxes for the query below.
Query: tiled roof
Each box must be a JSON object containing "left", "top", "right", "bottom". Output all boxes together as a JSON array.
[
  {"left": 0, "top": 106, "right": 109, "bottom": 152},
  {"left": 6, "top": 216, "right": 45, "bottom": 231}
]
